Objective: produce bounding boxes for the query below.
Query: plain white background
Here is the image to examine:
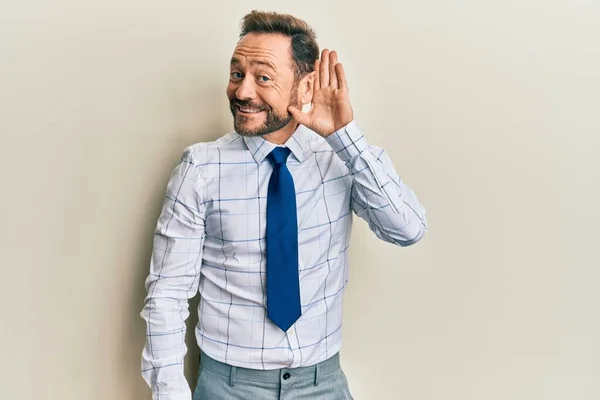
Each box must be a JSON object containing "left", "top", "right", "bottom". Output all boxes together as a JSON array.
[{"left": 1, "top": 1, "right": 599, "bottom": 399}]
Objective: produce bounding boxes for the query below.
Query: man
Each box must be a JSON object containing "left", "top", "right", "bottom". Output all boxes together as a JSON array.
[{"left": 141, "top": 10, "right": 427, "bottom": 400}]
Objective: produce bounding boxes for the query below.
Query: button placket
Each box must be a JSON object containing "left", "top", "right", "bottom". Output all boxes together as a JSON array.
[{"left": 286, "top": 327, "right": 301, "bottom": 368}]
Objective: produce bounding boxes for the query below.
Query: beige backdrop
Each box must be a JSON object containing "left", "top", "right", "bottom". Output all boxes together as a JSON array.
[{"left": 1, "top": 1, "right": 599, "bottom": 399}]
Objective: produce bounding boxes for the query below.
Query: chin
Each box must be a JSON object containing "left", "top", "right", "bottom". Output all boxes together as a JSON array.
[{"left": 234, "top": 122, "right": 267, "bottom": 137}]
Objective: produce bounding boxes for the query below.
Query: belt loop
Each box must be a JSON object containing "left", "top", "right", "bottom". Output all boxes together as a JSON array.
[
  {"left": 229, "top": 365, "right": 237, "bottom": 387},
  {"left": 314, "top": 364, "right": 319, "bottom": 386}
]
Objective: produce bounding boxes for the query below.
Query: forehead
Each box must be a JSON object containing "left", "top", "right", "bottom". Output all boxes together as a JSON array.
[{"left": 231, "top": 32, "right": 293, "bottom": 70}]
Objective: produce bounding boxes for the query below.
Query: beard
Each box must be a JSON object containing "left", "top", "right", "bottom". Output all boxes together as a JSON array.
[{"left": 229, "top": 85, "right": 300, "bottom": 137}]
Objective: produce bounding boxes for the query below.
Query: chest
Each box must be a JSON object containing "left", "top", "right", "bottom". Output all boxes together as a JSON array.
[{"left": 202, "top": 152, "right": 353, "bottom": 248}]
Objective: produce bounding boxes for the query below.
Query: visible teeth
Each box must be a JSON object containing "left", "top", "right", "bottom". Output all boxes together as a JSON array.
[{"left": 240, "top": 107, "right": 260, "bottom": 113}]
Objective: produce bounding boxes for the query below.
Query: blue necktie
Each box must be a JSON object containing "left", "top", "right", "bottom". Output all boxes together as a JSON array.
[{"left": 266, "top": 147, "right": 301, "bottom": 332}]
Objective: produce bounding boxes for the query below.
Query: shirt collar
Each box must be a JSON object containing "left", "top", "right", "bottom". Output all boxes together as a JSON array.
[{"left": 242, "top": 124, "right": 315, "bottom": 164}]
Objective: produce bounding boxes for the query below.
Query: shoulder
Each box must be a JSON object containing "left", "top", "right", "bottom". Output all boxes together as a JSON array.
[{"left": 180, "top": 131, "right": 243, "bottom": 166}]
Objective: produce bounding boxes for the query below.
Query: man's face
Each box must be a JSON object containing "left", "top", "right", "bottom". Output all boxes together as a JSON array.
[{"left": 227, "top": 32, "right": 301, "bottom": 137}]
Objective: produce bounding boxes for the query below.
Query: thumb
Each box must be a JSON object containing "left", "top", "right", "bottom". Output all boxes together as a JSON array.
[{"left": 288, "top": 106, "right": 309, "bottom": 125}]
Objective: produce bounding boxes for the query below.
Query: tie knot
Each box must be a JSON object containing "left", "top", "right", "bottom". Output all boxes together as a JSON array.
[{"left": 267, "top": 147, "right": 291, "bottom": 166}]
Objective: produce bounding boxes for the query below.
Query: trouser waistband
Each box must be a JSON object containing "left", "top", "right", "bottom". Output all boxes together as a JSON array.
[{"left": 199, "top": 350, "right": 341, "bottom": 386}]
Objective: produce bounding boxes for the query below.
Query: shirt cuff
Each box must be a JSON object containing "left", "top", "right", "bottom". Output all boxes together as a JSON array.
[
  {"left": 152, "top": 392, "right": 191, "bottom": 400},
  {"left": 325, "top": 120, "right": 367, "bottom": 162}
]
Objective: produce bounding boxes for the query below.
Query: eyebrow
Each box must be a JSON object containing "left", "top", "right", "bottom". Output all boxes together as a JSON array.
[{"left": 230, "top": 57, "right": 277, "bottom": 71}]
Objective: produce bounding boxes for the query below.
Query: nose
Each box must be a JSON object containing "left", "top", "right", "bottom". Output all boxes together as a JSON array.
[{"left": 235, "top": 76, "right": 256, "bottom": 101}]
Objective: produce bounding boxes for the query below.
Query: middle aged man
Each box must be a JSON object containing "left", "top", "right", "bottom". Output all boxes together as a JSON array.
[{"left": 141, "top": 10, "right": 428, "bottom": 400}]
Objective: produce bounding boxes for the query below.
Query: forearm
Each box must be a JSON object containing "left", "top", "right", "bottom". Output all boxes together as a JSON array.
[
  {"left": 141, "top": 295, "right": 193, "bottom": 400},
  {"left": 326, "top": 120, "right": 427, "bottom": 245}
]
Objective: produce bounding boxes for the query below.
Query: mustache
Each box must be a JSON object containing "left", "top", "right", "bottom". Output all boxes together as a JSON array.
[{"left": 230, "top": 99, "right": 269, "bottom": 111}]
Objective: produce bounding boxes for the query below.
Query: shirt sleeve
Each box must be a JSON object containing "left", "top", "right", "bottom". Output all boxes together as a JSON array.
[
  {"left": 325, "top": 120, "right": 428, "bottom": 246},
  {"left": 140, "top": 147, "right": 206, "bottom": 400}
]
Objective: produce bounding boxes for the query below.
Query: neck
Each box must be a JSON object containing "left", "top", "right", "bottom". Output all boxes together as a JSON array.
[{"left": 262, "top": 121, "right": 299, "bottom": 145}]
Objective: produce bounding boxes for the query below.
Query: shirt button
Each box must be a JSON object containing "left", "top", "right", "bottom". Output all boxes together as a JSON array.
[{"left": 283, "top": 372, "right": 291, "bottom": 380}]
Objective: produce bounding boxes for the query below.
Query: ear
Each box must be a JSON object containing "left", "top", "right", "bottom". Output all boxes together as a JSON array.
[{"left": 299, "top": 71, "right": 317, "bottom": 105}]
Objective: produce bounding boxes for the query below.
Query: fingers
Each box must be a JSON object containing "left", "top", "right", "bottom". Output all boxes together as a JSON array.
[
  {"left": 335, "top": 63, "right": 348, "bottom": 90},
  {"left": 320, "top": 49, "right": 330, "bottom": 88},
  {"left": 318, "top": 49, "right": 345, "bottom": 90},
  {"left": 329, "top": 51, "right": 339, "bottom": 89},
  {"left": 313, "top": 59, "right": 321, "bottom": 92}
]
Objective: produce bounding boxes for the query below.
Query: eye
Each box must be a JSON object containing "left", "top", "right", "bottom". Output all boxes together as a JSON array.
[
  {"left": 258, "top": 75, "right": 271, "bottom": 82},
  {"left": 230, "top": 72, "right": 243, "bottom": 81}
]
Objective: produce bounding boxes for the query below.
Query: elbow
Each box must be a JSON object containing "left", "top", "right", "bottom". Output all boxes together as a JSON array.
[
  {"left": 395, "top": 210, "right": 428, "bottom": 247},
  {"left": 374, "top": 221, "right": 427, "bottom": 247},
  {"left": 397, "top": 225, "right": 427, "bottom": 247}
]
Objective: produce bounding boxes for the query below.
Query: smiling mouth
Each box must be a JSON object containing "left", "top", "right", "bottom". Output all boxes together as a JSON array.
[{"left": 236, "top": 105, "right": 265, "bottom": 115}]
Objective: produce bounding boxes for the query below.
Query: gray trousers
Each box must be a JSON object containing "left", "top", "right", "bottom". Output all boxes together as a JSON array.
[{"left": 193, "top": 350, "right": 354, "bottom": 400}]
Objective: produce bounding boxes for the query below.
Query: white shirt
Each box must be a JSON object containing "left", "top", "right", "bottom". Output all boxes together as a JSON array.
[{"left": 141, "top": 121, "right": 427, "bottom": 399}]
